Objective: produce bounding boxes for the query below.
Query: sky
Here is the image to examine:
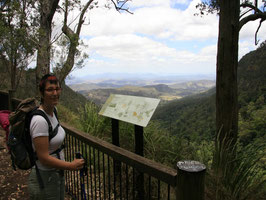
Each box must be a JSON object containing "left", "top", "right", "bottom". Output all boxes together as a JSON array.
[{"left": 52, "top": 0, "right": 266, "bottom": 81}]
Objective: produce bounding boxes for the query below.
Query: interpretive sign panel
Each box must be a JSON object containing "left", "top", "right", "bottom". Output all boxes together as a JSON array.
[{"left": 99, "top": 94, "right": 160, "bottom": 127}]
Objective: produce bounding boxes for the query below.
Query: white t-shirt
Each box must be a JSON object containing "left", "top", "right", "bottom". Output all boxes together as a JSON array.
[{"left": 30, "top": 109, "right": 65, "bottom": 170}]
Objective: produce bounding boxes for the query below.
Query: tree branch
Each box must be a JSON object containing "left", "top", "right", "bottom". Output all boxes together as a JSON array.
[
  {"left": 255, "top": 19, "right": 264, "bottom": 45},
  {"left": 240, "top": 3, "right": 262, "bottom": 14},
  {"left": 47, "top": 0, "right": 60, "bottom": 23},
  {"left": 76, "top": 0, "right": 94, "bottom": 36},
  {"left": 111, "top": 0, "right": 133, "bottom": 14},
  {"left": 240, "top": 8, "right": 253, "bottom": 18},
  {"left": 239, "top": 13, "right": 266, "bottom": 30},
  {"left": 64, "top": 0, "right": 69, "bottom": 26}
]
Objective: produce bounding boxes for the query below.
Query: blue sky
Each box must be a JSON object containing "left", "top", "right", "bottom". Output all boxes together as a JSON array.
[{"left": 52, "top": 0, "right": 266, "bottom": 81}]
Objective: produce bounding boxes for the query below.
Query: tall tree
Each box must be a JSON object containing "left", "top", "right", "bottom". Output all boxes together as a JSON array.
[
  {"left": 35, "top": 0, "right": 132, "bottom": 91},
  {"left": 213, "top": 3, "right": 240, "bottom": 187},
  {"left": 0, "top": 0, "right": 38, "bottom": 93},
  {"left": 35, "top": 0, "right": 60, "bottom": 93},
  {"left": 198, "top": 0, "right": 266, "bottom": 156},
  {"left": 197, "top": 0, "right": 266, "bottom": 196}
]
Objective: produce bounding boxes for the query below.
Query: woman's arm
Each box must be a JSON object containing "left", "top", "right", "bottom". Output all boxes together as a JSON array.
[{"left": 33, "top": 136, "right": 84, "bottom": 170}]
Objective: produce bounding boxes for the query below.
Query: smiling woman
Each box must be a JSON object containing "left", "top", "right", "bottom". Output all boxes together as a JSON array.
[{"left": 28, "top": 74, "right": 85, "bottom": 200}]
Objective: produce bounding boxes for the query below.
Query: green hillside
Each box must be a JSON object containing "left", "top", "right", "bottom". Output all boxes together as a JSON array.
[
  {"left": 153, "top": 87, "right": 216, "bottom": 141},
  {"left": 237, "top": 43, "right": 266, "bottom": 146},
  {"left": 153, "top": 42, "right": 266, "bottom": 145}
]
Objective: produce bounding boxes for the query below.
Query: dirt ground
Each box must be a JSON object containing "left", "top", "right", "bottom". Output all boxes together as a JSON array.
[{"left": 0, "top": 128, "right": 72, "bottom": 200}]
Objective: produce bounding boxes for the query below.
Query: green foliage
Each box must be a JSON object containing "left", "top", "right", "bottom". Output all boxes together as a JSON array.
[
  {"left": 0, "top": 0, "right": 38, "bottom": 90},
  {"left": 153, "top": 88, "right": 216, "bottom": 142},
  {"left": 239, "top": 99, "right": 266, "bottom": 146},
  {"left": 56, "top": 104, "right": 83, "bottom": 130},
  {"left": 195, "top": 0, "right": 220, "bottom": 16},
  {"left": 52, "top": 35, "right": 89, "bottom": 74},
  {"left": 117, "top": 121, "right": 135, "bottom": 151},
  {"left": 209, "top": 135, "right": 266, "bottom": 200},
  {"left": 79, "top": 101, "right": 110, "bottom": 139},
  {"left": 59, "top": 82, "right": 89, "bottom": 113},
  {"left": 143, "top": 121, "right": 206, "bottom": 167}
]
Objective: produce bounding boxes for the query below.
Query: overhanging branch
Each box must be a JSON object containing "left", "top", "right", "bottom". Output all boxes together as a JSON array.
[
  {"left": 111, "top": 0, "right": 133, "bottom": 14},
  {"left": 239, "top": 13, "right": 266, "bottom": 30},
  {"left": 255, "top": 19, "right": 265, "bottom": 45},
  {"left": 76, "top": 0, "right": 94, "bottom": 36},
  {"left": 240, "top": 3, "right": 262, "bottom": 14}
]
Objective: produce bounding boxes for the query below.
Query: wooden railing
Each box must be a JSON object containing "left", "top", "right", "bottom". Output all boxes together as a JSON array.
[{"left": 0, "top": 90, "right": 206, "bottom": 200}]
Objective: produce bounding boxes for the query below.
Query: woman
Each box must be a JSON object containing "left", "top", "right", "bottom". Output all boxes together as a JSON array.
[{"left": 28, "top": 74, "right": 84, "bottom": 200}]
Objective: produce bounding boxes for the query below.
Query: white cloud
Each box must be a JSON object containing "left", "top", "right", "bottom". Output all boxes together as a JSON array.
[
  {"left": 81, "top": 0, "right": 218, "bottom": 42},
  {"left": 87, "top": 34, "right": 178, "bottom": 61},
  {"left": 74, "top": 33, "right": 217, "bottom": 76},
  {"left": 128, "top": 0, "right": 172, "bottom": 8},
  {"left": 61, "top": 0, "right": 264, "bottom": 79}
]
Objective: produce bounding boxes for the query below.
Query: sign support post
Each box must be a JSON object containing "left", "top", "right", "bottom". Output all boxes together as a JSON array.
[{"left": 99, "top": 94, "right": 160, "bottom": 200}]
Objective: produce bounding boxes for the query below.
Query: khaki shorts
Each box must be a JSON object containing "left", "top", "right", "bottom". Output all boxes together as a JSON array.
[{"left": 28, "top": 168, "right": 65, "bottom": 200}]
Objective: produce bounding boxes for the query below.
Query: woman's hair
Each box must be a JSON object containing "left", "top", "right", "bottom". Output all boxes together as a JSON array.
[{"left": 39, "top": 74, "right": 60, "bottom": 103}]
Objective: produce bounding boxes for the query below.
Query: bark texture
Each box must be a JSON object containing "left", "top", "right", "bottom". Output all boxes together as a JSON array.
[
  {"left": 215, "top": 0, "right": 240, "bottom": 165},
  {"left": 36, "top": 0, "right": 59, "bottom": 93}
]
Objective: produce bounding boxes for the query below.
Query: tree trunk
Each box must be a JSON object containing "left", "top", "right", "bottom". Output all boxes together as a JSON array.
[
  {"left": 36, "top": 0, "right": 59, "bottom": 94},
  {"left": 214, "top": 0, "right": 240, "bottom": 167}
]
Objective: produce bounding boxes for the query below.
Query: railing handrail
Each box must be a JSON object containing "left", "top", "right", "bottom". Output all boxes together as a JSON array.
[
  {"left": 0, "top": 90, "right": 177, "bottom": 186},
  {"left": 62, "top": 122, "right": 177, "bottom": 186}
]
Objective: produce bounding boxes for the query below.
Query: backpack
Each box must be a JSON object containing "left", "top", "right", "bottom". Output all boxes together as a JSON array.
[{"left": 8, "top": 98, "right": 59, "bottom": 170}]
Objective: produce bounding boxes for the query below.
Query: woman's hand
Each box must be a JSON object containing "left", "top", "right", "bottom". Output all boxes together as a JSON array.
[{"left": 70, "top": 158, "right": 85, "bottom": 170}]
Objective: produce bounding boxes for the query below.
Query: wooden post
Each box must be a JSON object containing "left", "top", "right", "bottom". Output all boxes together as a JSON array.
[
  {"left": 134, "top": 125, "right": 143, "bottom": 156},
  {"left": 134, "top": 125, "right": 144, "bottom": 200},
  {"left": 111, "top": 118, "right": 121, "bottom": 193},
  {"left": 176, "top": 160, "right": 206, "bottom": 200},
  {"left": 112, "top": 118, "right": 119, "bottom": 146}
]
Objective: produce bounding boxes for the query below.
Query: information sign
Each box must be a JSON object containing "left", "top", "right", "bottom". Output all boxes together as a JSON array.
[{"left": 99, "top": 94, "right": 160, "bottom": 127}]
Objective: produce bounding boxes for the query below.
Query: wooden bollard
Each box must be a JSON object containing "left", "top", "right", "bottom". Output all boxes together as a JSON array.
[{"left": 176, "top": 160, "right": 206, "bottom": 200}]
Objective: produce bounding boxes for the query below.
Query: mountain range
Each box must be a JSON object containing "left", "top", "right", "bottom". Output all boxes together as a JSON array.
[{"left": 69, "top": 78, "right": 215, "bottom": 105}]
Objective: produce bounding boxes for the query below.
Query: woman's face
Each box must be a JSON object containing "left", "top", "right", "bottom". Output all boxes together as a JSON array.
[{"left": 42, "top": 81, "right": 61, "bottom": 107}]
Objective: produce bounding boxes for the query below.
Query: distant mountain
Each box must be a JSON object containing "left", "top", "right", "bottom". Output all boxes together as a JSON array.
[
  {"left": 66, "top": 73, "right": 215, "bottom": 85},
  {"left": 73, "top": 80, "right": 215, "bottom": 105},
  {"left": 144, "top": 84, "right": 176, "bottom": 93},
  {"left": 169, "top": 80, "right": 215, "bottom": 90}
]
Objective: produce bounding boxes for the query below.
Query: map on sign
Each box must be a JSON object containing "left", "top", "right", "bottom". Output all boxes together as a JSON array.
[{"left": 99, "top": 94, "right": 160, "bottom": 127}]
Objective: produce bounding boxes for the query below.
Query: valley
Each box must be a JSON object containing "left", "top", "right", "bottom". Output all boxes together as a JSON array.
[{"left": 68, "top": 78, "right": 215, "bottom": 105}]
